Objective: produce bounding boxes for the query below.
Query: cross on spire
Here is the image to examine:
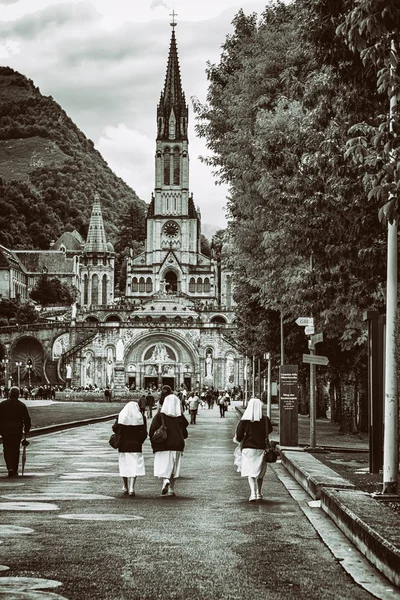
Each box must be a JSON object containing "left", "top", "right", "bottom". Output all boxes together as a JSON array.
[{"left": 170, "top": 9, "right": 177, "bottom": 29}]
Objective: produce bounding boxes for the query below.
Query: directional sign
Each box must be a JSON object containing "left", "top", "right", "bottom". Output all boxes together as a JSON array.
[
  {"left": 296, "top": 317, "right": 314, "bottom": 327},
  {"left": 303, "top": 354, "right": 329, "bottom": 366},
  {"left": 305, "top": 325, "right": 315, "bottom": 336},
  {"left": 311, "top": 332, "right": 323, "bottom": 344}
]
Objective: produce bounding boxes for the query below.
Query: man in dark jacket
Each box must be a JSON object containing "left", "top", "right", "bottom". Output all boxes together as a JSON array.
[{"left": 0, "top": 386, "right": 31, "bottom": 477}]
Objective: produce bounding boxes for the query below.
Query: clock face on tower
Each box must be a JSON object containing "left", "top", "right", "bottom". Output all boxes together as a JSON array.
[{"left": 163, "top": 221, "right": 180, "bottom": 238}]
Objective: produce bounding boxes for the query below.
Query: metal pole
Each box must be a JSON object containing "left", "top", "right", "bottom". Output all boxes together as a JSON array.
[
  {"left": 267, "top": 356, "right": 272, "bottom": 419},
  {"left": 258, "top": 357, "right": 261, "bottom": 398},
  {"left": 383, "top": 38, "right": 398, "bottom": 495},
  {"left": 252, "top": 355, "right": 255, "bottom": 397},
  {"left": 280, "top": 310, "right": 284, "bottom": 365},
  {"left": 309, "top": 349, "right": 316, "bottom": 448}
]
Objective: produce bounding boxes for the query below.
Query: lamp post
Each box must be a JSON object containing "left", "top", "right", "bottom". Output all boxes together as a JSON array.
[
  {"left": 15, "top": 361, "right": 22, "bottom": 390},
  {"left": 26, "top": 358, "right": 33, "bottom": 390},
  {"left": 264, "top": 352, "right": 272, "bottom": 419},
  {"left": 1, "top": 358, "right": 9, "bottom": 392}
]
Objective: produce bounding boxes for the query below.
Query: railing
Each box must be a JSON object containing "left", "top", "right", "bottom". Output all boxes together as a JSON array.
[{"left": 62, "top": 332, "right": 98, "bottom": 361}]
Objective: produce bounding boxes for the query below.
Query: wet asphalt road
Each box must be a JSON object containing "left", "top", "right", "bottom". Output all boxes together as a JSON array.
[{"left": 0, "top": 404, "right": 378, "bottom": 600}]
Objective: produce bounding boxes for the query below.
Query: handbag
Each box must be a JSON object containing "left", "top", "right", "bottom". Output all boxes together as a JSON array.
[
  {"left": 151, "top": 413, "right": 167, "bottom": 444},
  {"left": 264, "top": 437, "right": 279, "bottom": 463},
  {"left": 109, "top": 432, "right": 121, "bottom": 450}
]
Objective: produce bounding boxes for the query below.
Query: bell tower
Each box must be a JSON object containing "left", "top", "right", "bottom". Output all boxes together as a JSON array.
[{"left": 126, "top": 17, "right": 218, "bottom": 301}]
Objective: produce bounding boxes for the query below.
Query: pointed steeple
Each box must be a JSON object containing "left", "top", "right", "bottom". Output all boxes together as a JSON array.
[
  {"left": 157, "top": 22, "right": 188, "bottom": 141},
  {"left": 84, "top": 193, "right": 108, "bottom": 253}
]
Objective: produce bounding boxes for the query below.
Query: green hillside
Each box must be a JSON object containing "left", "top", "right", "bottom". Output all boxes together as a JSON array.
[{"left": 0, "top": 67, "right": 146, "bottom": 250}]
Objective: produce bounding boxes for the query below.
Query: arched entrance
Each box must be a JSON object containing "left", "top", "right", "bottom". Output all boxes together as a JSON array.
[
  {"left": 164, "top": 270, "right": 178, "bottom": 293},
  {"left": 11, "top": 337, "right": 45, "bottom": 388},
  {"left": 124, "top": 333, "right": 198, "bottom": 392}
]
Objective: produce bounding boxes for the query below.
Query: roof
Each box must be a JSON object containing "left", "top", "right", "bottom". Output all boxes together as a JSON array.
[
  {"left": 0, "top": 244, "right": 26, "bottom": 272},
  {"left": 53, "top": 231, "right": 84, "bottom": 252},
  {"left": 84, "top": 194, "right": 109, "bottom": 253},
  {"left": 157, "top": 29, "right": 188, "bottom": 141},
  {"left": 14, "top": 250, "right": 76, "bottom": 274}
]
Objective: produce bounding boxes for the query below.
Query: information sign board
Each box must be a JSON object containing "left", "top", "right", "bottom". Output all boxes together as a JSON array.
[{"left": 279, "top": 365, "right": 298, "bottom": 446}]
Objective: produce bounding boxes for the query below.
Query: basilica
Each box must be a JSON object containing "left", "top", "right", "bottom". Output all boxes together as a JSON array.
[{"left": 0, "top": 24, "right": 243, "bottom": 394}]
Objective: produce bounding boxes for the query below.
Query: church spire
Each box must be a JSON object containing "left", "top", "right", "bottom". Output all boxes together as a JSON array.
[
  {"left": 84, "top": 193, "right": 108, "bottom": 253},
  {"left": 157, "top": 17, "right": 188, "bottom": 141}
]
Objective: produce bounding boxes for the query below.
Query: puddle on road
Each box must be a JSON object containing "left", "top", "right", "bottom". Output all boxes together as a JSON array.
[
  {"left": 0, "top": 502, "right": 59, "bottom": 511},
  {"left": 0, "top": 525, "right": 34, "bottom": 535},
  {"left": 1, "top": 494, "right": 113, "bottom": 501},
  {"left": 59, "top": 513, "right": 144, "bottom": 521}
]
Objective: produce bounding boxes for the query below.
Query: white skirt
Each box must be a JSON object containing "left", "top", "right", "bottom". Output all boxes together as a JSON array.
[
  {"left": 119, "top": 452, "right": 145, "bottom": 477},
  {"left": 240, "top": 448, "right": 267, "bottom": 478},
  {"left": 154, "top": 451, "right": 182, "bottom": 479}
]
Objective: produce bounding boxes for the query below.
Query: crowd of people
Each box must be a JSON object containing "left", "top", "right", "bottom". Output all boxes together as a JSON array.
[
  {"left": 0, "top": 383, "right": 272, "bottom": 502},
  {"left": 0, "top": 384, "right": 64, "bottom": 401}
]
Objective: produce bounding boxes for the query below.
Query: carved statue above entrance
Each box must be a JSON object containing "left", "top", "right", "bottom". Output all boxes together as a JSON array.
[{"left": 145, "top": 342, "right": 176, "bottom": 363}]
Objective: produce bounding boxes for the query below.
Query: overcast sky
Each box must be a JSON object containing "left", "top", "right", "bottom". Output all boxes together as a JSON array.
[{"left": 0, "top": 0, "right": 269, "bottom": 230}]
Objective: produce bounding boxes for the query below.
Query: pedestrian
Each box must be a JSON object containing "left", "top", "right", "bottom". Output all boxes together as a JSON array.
[
  {"left": 218, "top": 393, "right": 227, "bottom": 417},
  {"left": 235, "top": 397, "right": 273, "bottom": 502},
  {"left": 0, "top": 386, "right": 31, "bottom": 477},
  {"left": 112, "top": 400, "right": 147, "bottom": 496},
  {"left": 138, "top": 392, "right": 147, "bottom": 416},
  {"left": 149, "top": 385, "right": 188, "bottom": 497},
  {"left": 145, "top": 389, "right": 155, "bottom": 418},
  {"left": 104, "top": 386, "right": 112, "bottom": 402},
  {"left": 188, "top": 391, "right": 200, "bottom": 424}
]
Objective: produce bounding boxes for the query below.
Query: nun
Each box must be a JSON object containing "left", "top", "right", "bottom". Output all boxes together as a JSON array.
[
  {"left": 112, "top": 400, "right": 147, "bottom": 496},
  {"left": 235, "top": 397, "right": 273, "bottom": 501},
  {"left": 149, "top": 385, "right": 189, "bottom": 496}
]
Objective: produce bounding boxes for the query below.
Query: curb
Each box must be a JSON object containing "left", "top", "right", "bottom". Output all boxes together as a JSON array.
[
  {"left": 28, "top": 414, "right": 119, "bottom": 437},
  {"left": 0, "top": 414, "right": 118, "bottom": 444},
  {"left": 280, "top": 449, "right": 355, "bottom": 499},
  {"left": 321, "top": 488, "right": 400, "bottom": 588}
]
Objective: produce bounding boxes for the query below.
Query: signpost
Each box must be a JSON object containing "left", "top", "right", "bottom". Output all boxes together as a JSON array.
[
  {"left": 279, "top": 365, "right": 298, "bottom": 446},
  {"left": 302, "top": 354, "right": 329, "bottom": 366},
  {"left": 295, "top": 317, "right": 314, "bottom": 327}
]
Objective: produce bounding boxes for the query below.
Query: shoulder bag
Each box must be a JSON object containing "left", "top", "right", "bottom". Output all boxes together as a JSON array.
[
  {"left": 263, "top": 417, "right": 279, "bottom": 463},
  {"left": 151, "top": 413, "right": 168, "bottom": 444},
  {"left": 109, "top": 431, "right": 122, "bottom": 450}
]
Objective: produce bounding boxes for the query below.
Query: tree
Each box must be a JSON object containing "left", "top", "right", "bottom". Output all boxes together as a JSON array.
[
  {"left": 194, "top": 0, "right": 388, "bottom": 431},
  {"left": 30, "top": 274, "right": 76, "bottom": 306},
  {"left": 336, "top": 0, "right": 400, "bottom": 493}
]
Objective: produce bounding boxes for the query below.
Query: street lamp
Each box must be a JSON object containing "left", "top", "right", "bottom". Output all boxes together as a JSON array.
[
  {"left": 1, "top": 358, "right": 8, "bottom": 387},
  {"left": 15, "top": 361, "right": 22, "bottom": 390},
  {"left": 26, "top": 358, "right": 33, "bottom": 390},
  {"left": 264, "top": 352, "right": 272, "bottom": 419}
]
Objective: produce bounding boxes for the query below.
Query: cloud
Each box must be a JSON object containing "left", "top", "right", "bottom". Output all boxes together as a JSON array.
[
  {"left": 0, "top": 0, "right": 267, "bottom": 228},
  {"left": 150, "top": 0, "right": 169, "bottom": 9}
]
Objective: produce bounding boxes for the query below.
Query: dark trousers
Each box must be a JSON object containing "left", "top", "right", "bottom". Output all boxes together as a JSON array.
[
  {"left": 189, "top": 409, "right": 197, "bottom": 424},
  {"left": 2, "top": 434, "right": 22, "bottom": 473},
  {"left": 219, "top": 405, "right": 225, "bottom": 417}
]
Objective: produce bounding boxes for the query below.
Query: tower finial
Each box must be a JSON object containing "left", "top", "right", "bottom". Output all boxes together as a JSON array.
[{"left": 170, "top": 9, "right": 177, "bottom": 30}]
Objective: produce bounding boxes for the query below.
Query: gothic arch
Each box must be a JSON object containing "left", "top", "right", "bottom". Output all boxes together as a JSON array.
[
  {"left": 210, "top": 315, "right": 228, "bottom": 324},
  {"left": 164, "top": 270, "right": 178, "bottom": 293},
  {"left": 105, "top": 314, "right": 121, "bottom": 323}
]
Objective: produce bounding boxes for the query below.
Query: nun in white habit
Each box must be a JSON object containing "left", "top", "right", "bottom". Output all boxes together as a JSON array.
[
  {"left": 112, "top": 400, "right": 147, "bottom": 496},
  {"left": 235, "top": 398, "right": 273, "bottom": 501},
  {"left": 149, "top": 387, "right": 189, "bottom": 496}
]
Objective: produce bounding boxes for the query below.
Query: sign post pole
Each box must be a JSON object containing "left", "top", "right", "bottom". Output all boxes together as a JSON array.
[{"left": 309, "top": 346, "right": 316, "bottom": 448}]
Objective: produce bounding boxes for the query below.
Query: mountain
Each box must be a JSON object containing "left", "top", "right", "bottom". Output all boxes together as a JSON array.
[{"left": 0, "top": 67, "right": 147, "bottom": 250}]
